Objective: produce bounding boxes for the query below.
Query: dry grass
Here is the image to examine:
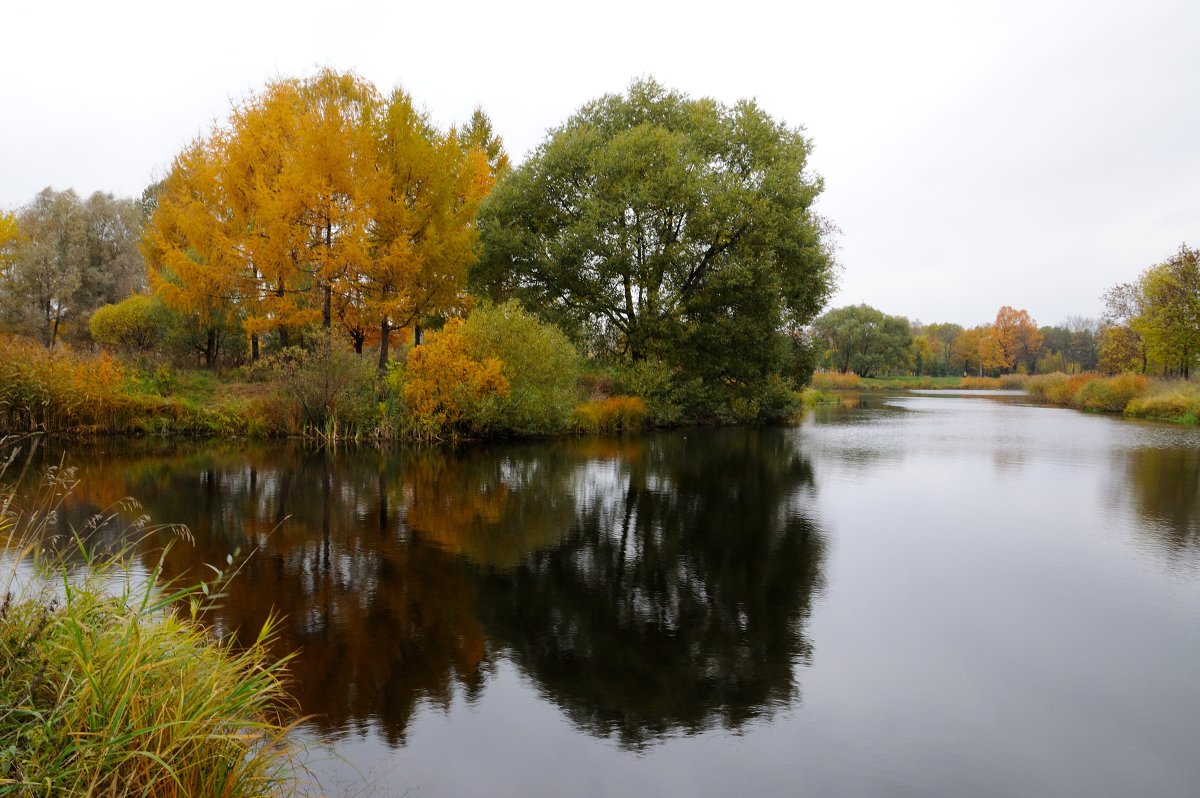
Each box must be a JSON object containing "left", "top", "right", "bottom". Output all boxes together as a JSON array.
[
  {"left": 572, "top": 395, "right": 648, "bottom": 432},
  {"left": 808, "top": 372, "right": 862, "bottom": 390}
]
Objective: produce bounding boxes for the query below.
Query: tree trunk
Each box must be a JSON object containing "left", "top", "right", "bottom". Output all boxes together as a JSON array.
[
  {"left": 323, "top": 284, "right": 332, "bottom": 329},
  {"left": 204, "top": 328, "right": 217, "bottom": 369},
  {"left": 251, "top": 333, "right": 260, "bottom": 362},
  {"left": 279, "top": 326, "right": 290, "bottom": 349},
  {"left": 414, "top": 324, "right": 423, "bottom": 346},
  {"left": 378, "top": 319, "right": 391, "bottom": 372},
  {"left": 352, "top": 329, "right": 365, "bottom": 355}
]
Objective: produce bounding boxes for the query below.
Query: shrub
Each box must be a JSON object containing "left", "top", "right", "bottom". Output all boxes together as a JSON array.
[
  {"left": 998, "top": 373, "right": 1030, "bottom": 390},
  {"left": 457, "top": 302, "right": 582, "bottom": 436},
  {"left": 88, "top": 294, "right": 170, "bottom": 354},
  {"left": 272, "top": 332, "right": 379, "bottom": 439},
  {"left": 610, "top": 358, "right": 685, "bottom": 426},
  {"left": 394, "top": 319, "right": 510, "bottom": 441}
]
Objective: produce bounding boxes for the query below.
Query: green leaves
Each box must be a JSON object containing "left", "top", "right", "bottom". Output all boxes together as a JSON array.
[{"left": 473, "top": 78, "right": 834, "bottom": 420}]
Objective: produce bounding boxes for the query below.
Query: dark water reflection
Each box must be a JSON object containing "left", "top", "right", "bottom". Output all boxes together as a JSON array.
[
  {"left": 40, "top": 430, "right": 824, "bottom": 752},
  {"left": 27, "top": 395, "right": 1200, "bottom": 797}
]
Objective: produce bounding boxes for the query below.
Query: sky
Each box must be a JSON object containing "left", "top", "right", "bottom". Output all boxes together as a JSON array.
[{"left": 3, "top": 0, "right": 1198, "bottom": 327}]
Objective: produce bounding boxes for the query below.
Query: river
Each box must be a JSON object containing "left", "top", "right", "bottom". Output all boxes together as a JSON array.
[{"left": 36, "top": 391, "right": 1200, "bottom": 796}]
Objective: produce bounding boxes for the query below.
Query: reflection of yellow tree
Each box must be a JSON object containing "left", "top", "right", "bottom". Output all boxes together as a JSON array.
[
  {"left": 48, "top": 443, "right": 490, "bottom": 746},
  {"left": 402, "top": 443, "right": 577, "bottom": 569}
]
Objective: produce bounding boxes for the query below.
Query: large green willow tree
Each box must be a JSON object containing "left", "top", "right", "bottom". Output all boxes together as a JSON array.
[{"left": 472, "top": 79, "right": 835, "bottom": 407}]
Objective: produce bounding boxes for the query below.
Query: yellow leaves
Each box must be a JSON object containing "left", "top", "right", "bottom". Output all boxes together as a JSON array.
[
  {"left": 399, "top": 320, "right": 510, "bottom": 440},
  {"left": 143, "top": 70, "right": 504, "bottom": 358}
]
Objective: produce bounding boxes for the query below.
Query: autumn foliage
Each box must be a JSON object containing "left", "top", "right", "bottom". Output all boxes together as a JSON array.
[{"left": 397, "top": 320, "right": 510, "bottom": 441}]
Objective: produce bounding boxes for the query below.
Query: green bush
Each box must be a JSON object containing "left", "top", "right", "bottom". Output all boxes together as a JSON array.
[{"left": 457, "top": 301, "right": 582, "bottom": 436}]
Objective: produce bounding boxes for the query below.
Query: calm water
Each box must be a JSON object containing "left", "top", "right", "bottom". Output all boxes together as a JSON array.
[{"left": 38, "top": 392, "right": 1200, "bottom": 797}]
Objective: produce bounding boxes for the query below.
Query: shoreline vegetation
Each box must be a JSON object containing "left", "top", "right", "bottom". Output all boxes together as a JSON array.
[
  {"left": 810, "top": 370, "right": 1200, "bottom": 424},
  {"left": 0, "top": 436, "right": 306, "bottom": 796}
]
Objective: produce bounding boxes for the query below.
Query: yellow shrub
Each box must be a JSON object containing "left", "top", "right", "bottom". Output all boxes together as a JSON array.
[{"left": 399, "top": 320, "right": 510, "bottom": 440}]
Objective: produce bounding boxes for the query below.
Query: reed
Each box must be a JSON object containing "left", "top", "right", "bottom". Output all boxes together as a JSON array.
[
  {"left": 0, "top": 436, "right": 305, "bottom": 797},
  {"left": 808, "top": 372, "right": 862, "bottom": 390},
  {"left": 572, "top": 395, "right": 648, "bottom": 432}
]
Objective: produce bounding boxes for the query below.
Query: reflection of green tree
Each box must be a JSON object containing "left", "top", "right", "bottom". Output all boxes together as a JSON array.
[
  {"left": 476, "top": 428, "right": 825, "bottom": 748},
  {"left": 1125, "top": 445, "right": 1200, "bottom": 553}
]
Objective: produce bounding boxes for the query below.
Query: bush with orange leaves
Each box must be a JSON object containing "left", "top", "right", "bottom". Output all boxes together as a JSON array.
[{"left": 395, "top": 319, "right": 510, "bottom": 441}]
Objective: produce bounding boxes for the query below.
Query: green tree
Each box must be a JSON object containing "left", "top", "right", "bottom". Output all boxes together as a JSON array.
[
  {"left": 1134, "top": 245, "right": 1200, "bottom": 378},
  {"left": 812, "top": 304, "right": 912, "bottom": 377},
  {"left": 473, "top": 79, "right": 834, "bottom": 413},
  {"left": 0, "top": 188, "right": 145, "bottom": 348}
]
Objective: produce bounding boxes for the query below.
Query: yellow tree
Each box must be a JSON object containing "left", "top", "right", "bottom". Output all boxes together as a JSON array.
[
  {"left": 144, "top": 70, "right": 496, "bottom": 368},
  {"left": 992, "top": 306, "right": 1043, "bottom": 373},
  {"left": 143, "top": 139, "right": 246, "bottom": 367},
  {"left": 364, "top": 91, "right": 497, "bottom": 370}
]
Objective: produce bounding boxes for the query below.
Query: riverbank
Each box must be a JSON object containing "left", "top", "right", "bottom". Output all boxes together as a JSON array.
[
  {"left": 810, "top": 373, "right": 1032, "bottom": 391},
  {"left": 1025, "top": 372, "right": 1200, "bottom": 423},
  {"left": 0, "top": 334, "right": 834, "bottom": 442}
]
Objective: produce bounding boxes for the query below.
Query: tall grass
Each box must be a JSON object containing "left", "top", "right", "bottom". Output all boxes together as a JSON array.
[
  {"left": 572, "top": 395, "right": 647, "bottom": 432},
  {"left": 808, "top": 372, "right": 862, "bottom": 390},
  {"left": 1125, "top": 381, "right": 1200, "bottom": 423},
  {"left": 0, "top": 436, "right": 305, "bottom": 796},
  {"left": 1025, "top": 372, "right": 1151, "bottom": 413}
]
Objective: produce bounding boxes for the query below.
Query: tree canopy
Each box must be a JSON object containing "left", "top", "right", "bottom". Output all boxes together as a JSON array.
[
  {"left": 472, "top": 79, "right": 834, "bottom": 408},
  {"left": 0, "top": 188, "right": 145, "bottom": 348},
  {"left": 143, "top": 69, "right": 502, "bottom": 368},
  {"left": 812, "top": 304, "right": 912, "bottom": 377}
]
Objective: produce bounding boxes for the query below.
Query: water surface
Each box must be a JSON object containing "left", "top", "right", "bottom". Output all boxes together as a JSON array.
[{"left": 40, "top": 393, "right": 1200, "bottom": 797}]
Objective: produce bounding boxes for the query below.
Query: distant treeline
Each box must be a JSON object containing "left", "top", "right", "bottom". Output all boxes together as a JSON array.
[{"left": 810, "top": 245, "right": 1200, "bottom": 380}]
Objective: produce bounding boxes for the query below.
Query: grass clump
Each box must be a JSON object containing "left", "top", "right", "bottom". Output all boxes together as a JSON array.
[
  {"left": 808, "top": 372, "right": 862, "bottom": 390},
  {"left": 572, "top": 395, "right": 647, "bottom": 433},
  {"left": 1075, "top": 372, "right": 1148, "bottom": 412},
  {"left": 0, "top": 437, "right": 303, "bottom": 797},
  {"left": 1125, "top": 381, "right": 1200, "bottom": 423},
  {"left": 1025, "top": 371, "right": 1155, "bottom": 414}
]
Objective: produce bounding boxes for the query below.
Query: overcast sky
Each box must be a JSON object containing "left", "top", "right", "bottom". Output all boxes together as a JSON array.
[{"left": 4, "top": 0, "right": 1198, "bottom": 326}]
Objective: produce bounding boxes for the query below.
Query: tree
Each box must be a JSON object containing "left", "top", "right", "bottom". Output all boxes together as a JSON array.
[
  {"left": 811, "top": 304, "right": 911, "bottom": 377},
  {"left": 144, "top": 69, "right": 497, "bottom": 370},
  {"left": 472, "top": 79, "right": 834, "bottom": 406},
  {"left": 1134, "top": 245, "right": 1200, "bottom": 378},
  {"left": 991, "top": 306, "right": 1043, "bottom": 373},
  {"left": 1100, "top": 281, "right": 1148, "bottom": 374},
  {"left": 0, "top": 188, "right": 145, "bottom": 348}
]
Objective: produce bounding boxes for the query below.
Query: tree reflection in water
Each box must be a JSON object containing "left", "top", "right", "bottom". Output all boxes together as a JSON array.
[
  {"left": 478, "top": 429, "right": 824, "bottom": 747},
  {"left": 41, "top": 429, "right": 824, "bottom": 748}
]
